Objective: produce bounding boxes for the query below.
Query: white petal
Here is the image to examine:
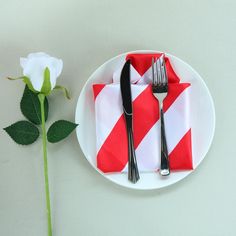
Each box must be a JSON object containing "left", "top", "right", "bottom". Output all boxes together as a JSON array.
[
  {"left": 27, "top": 72, "right": 45, "bottom": 91},
  {"left": 23, "top": 57, "right": 46, "bottom": 91},
  {"left": 20, "top": 52, "right": 63, "bottom": 92},
  {"left": 47, "top": 58, "right": 63, "bottom": 89},
  {"left": 56, "top": 59, "right": 63, "bottom": 77},
  {"left": 48, "top": 67, "right": 57, "bottom": 89}
]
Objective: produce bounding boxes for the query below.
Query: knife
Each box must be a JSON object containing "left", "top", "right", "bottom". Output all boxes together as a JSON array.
[{"left": 120, "top": 60, "right": 140, "bottom": 183}]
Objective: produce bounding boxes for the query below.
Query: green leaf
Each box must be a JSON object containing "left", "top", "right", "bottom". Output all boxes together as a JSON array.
[
  {"left": 54, "top": 85, "right": 71, "bottom": 99},
  {"left": 47, "top": 120, "right": 78, "bottom": 143},
  {"left": 3, "top": 121, "right": 39, "bottom": 145},
  {"left": 20, "top": 85, "right": 49, "bottom": 125},
  {"left": 41, "top": 67, "right": 51, "bottom": 95}
]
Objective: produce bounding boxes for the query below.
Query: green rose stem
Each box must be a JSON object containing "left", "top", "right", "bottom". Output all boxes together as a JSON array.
[{"left": 38, "top": 93, "right": 52, "bottom": 236}]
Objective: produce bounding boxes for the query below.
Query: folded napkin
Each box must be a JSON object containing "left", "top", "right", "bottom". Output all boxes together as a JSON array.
[{"left": 93, "top": 53, "right": 193, "bottom": 173}]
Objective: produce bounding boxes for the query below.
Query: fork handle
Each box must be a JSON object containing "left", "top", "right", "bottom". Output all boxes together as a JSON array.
[{"left": 160, "top": 108, "right": 170, "bottom": 176}]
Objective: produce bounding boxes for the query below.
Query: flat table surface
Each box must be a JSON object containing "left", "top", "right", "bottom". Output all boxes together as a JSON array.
[{"left": 0, "top": 0, "right": 235, "bottom": 236}]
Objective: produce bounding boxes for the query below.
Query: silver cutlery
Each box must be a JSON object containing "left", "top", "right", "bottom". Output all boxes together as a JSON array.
[
  {"left": 151, "top": 55, "right": 170, "bottom": 176},
  {"left": 120, "top": 60, "right": 140, "bottom": 183}
]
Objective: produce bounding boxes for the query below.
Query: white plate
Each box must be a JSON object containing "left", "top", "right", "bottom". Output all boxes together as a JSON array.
[{"left": 75, "top": 50, "right": 215, "bottom": 190}]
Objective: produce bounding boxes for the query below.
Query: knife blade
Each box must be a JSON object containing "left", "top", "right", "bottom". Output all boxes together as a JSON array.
[{"left": 120, "top": 60, "right": 140, "bottom": 183}]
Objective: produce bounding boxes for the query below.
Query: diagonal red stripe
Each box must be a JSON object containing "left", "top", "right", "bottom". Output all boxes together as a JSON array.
[
  {"left": 163, "top": 83, "right": 190, "bottom": 111},
  {"left": 93, "top": 84, "right": 106, "bottom": 100},
  {"left": 169, "top": 129, "right": 193, "bottom": 170},
  {"left": 126, "top": 54, "right": 161, "bottom": 77}
]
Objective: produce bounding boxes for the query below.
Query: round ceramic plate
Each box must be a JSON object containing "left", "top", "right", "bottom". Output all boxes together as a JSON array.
[{"left": 75, "top": 50, "right": 215, "bottom": 190}]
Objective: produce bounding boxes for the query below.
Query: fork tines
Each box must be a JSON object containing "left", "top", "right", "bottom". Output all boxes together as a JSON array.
[{"left": 152, "top": 55, "right": 168, "bottom": 93}]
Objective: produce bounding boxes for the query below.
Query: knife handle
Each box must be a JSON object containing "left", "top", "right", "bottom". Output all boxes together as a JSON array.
[
  {"left": 160, "top": 109, "right": 170, "bottom": 176},
  {"left": 125, "top": 114, "right": 140, "bottom": 183}
]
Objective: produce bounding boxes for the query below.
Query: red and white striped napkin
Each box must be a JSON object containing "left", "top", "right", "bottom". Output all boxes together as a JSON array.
[{"left": 93, "top": 53, "right": 193, "bottom": 173}]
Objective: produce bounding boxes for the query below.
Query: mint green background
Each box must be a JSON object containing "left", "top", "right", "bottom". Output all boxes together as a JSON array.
[{"left": 0, "top": 0, "right": 235, "bottom": 235}]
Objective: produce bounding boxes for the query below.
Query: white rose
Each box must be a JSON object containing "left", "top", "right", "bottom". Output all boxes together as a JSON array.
[{"left": 20, "top": 52, "right": 63, "bottom": 94}]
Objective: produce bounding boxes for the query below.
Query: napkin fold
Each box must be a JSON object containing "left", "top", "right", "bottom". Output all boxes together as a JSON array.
[{"left": 93, "top": 53, "right": 193, "bottom": 173}]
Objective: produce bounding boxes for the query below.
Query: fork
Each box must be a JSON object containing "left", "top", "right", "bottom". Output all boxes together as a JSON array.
[{"left": 151, "top": 54, "right": 170, "bottom": 176}]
